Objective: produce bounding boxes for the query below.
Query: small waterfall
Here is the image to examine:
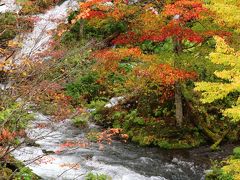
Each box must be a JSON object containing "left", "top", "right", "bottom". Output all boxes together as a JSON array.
[
  {"left": 16, "top": 0, "right": 78, "bottom": 60},
  {"left": 0, "top": 0, "right": 20, "bottom": 13}
]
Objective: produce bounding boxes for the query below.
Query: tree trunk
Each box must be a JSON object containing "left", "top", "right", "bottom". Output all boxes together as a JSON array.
[
  {"left": 173, "top": 37, "right": 183, "bottom": 127},
  {"left": 186, "top": 101, "right": 230, "bottom": 149},
  {"left": 79, "top": 21, "right": 84, "bottom": 42},
  {"left": 175, "top": 82, "right": 183, "bottom": 126}
]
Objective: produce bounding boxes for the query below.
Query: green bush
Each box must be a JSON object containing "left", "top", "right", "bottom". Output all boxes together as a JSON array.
[
  {"left": 140, "top": 39, "right": 174, "bottom": 54},
  {"left": 15, "top": 167, "right": 38, "bottom": 180},
  {"left": 87, "top": 100, "right": 107, "bottom": 112},
  {"left": 86, "top": 131, "right": 100, "bottom": 142},
  {"left": 0, "top": 13, "right": 17, "bottom": 43},
  {"left": 0, "top": 103, "right": 33, "bottom": 131},
  {"left": 72, "top": 114, "right": 89, "bottom": 128},
  {"left": 233, "top": 147, "right": 240, "bottom": 159},
  {"left": 85, "top": 172, "right": 111, "bottom": 180},
  {"left": 62, "top": 18, "right": 127, "bottom": 43},
  {"left": 205, "top": 168, "right": 234, "bottom": 180},
  {"left": 66, "top": 72, "right": 104, "bottom": 102}
]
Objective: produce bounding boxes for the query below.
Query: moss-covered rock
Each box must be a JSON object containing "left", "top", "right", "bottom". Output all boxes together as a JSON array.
[{"left": 0, "top": 156, "right": 39, "bottom": 180}]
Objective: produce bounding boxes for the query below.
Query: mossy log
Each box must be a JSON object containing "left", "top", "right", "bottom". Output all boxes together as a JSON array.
[{"left": 186, "top": 102, "right": 230, "bottom": 149}]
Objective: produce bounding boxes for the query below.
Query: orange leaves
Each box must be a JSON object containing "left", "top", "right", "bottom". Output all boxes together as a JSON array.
[
  {"left": 203, "top": 30, "right": 232, "bottom": 39},
  {"left": 93, "top": 47, "right": 142, "bottom": 61},
  {"left": 0, "top": 129, "right": 14, "bottom": 142},
  {"left": 79, "top": 0, "right": 111, "bottom": 10},
  {"left": 77, "top": 10, "right": 106, "bottom": 20},
  {"left": 112, "top": 31, "right": 139, "bottom": 45},
  {"left": 73, "top": 0, "right": 136, "bottom": 23},
  {"left": 30, "top": 81, "right": 73, "bottom": 120},
  {"left": 55, "top": 140, "right": 89, "bottom": 154},
  {"left": 92, "top": 47, "right": 142, "bottom": 72},
  {"left": 135, "top": 64, "right": 197, "bottom": 86},
  {"left": 97, "top": 128, "right": 129, "bottom": 144},
  {"left": 127, "top": 64, "right": 197, "bottom": 102},
  {"left": 111, "top": 8, "right": 125, "bottom": 21},
  {"left": 113, "top": 22, "right": 204, "bottom": 46},
  {"left": 0, "top": 129, "right": 26, "bottom": 143},
  {"left": 163, "top": 0, "right": 207, "bottom": 22},
  {"left": 140, "top": 21, "right": 204, "bottom": 43},
  {"left": 73, "top": 0, "right": 111, "bottom": 22},
  {"left": 161, "top": 1, "right": 206, "bottom": 42}
]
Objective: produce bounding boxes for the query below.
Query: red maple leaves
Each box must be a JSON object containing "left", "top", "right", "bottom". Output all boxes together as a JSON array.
[
  {"left": 163, "top": 0, "right": 207, "bottom": 22},
  {"left": 140, "top": 22, "right": 203, "bottom": 43},
  {"left": 135, "top": 64, "right": 197, "bottom": 86}
]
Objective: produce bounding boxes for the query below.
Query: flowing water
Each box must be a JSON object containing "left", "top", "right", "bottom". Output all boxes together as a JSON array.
[
  {"left": 2, "top": 1, "right": 234, "bottom": 179},
  {"left": 0, "top": 0, "right": 20, "bottom": 13},
  {"left": 17, "top": 0, "right": 78, "bottom": 60},
  {"left": 13, "top": 113, "right": 208, "bottom": 180},
  {"left": 12, "top": 112, "right": 235, "bottom": 180}
]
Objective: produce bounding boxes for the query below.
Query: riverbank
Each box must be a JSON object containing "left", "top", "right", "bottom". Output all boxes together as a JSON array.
[{"left": 1, "top": 0, "right": 240, "bottom": 179}]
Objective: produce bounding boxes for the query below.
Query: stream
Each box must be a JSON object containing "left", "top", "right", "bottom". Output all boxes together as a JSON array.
[
  {"left": 1, "top": 0, "right": 235, "bottom": 179},
  {"left": 12, "top": 112, "right": 235, "bottom": 180}
]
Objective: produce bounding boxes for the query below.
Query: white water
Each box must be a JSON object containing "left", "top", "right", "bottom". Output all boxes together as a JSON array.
[
  {"left": 0, "top": 0, "right": 20, "bottom": 13},
  {"left": 7, "top": 1, "right": 207, "bottom": 179},
  {"left": 17, "top": 0, "right": 78, "bottom": 60},
  {"left": 12, "top": 113, "right": 204, "bottom": 180}
]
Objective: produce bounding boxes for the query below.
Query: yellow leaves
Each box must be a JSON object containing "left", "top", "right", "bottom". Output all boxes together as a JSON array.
[
  {"left": 214, "top": 36, "right": 234, "bottom": 54},
  {"left": 0, "top": 40, "right": 20, "bottom": 59},
  {"left": 207, "top": 1, "right": 240, "bottom": 33},
  {"left": 214, "top": 69, "right": 240, "bottom": 81},
  {"left": 221, "top": 159, "right": 240, "bottom": 179},
  {"left": 0, "top": 48, "right": 4, "bottom": 54},
  {"left": 76, "top": 8, "right": 91, "bottom": 20},
  {"left": 57, "top": 29, "right": 66, "bottom": 37},
  {"left": 224, "top": 105, "right": 240, "bottom": 122},
  {"left": 8, "top": 40, "right": 20, "bottom": 48},
  {"left": 132, "top": 10, "right": 163, "bottom": 33},
  {"left": 194, "top": 82, "right": 234, "bottom": 103},
  {"left": 22, "top": 72, "right": 27, "bottom": 77},
  {"left": 195, "top": 36, "right": 240, "bottom": 121}
]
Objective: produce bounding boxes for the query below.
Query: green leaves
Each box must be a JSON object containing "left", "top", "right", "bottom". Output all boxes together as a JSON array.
[
  {"left": 66, "top": 72, "right": 103, "bottom": 102},
  {"left": 140, "top": 39, "right": 174, "bottom": 54}
]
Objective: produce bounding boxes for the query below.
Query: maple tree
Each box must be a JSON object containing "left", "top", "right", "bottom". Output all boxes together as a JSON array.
[{"left": 68, "top": 0, "right": 218, "bottom": 126}]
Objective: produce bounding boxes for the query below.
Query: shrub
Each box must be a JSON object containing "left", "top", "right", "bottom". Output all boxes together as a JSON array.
[
  {"left": 65, "top": 72, "right": 104, "bottom": 102},
  {"left": 72, "top": 114, "right": 89, "bottom": 128},
  {"left": 233, "top": 147, "right": 240, "bottom": 159},
  {"left": 85, "top": 172, "right": 111, "bottom": 180}
]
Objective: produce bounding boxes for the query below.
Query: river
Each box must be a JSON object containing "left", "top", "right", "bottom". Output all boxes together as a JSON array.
[
  {"left": 1, "top": 0, "right": 234, "bottom": 179},
  {"left": 12, "top": 112, "right": 235, "bottom": 180}
]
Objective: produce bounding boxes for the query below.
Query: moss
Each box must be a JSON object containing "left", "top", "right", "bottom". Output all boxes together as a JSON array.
[
  {"left": 129, "top": 127, "right": 203, "bottom": 149},
  {"left": 0, "top": 13, "right": 17, "bottom": 44},
  {"left": 0, "top": 156, "right": 39, "bottom": 179},
  {"left": 72, "top": 113, "right": 89, "bottom": 128},
  {"left": 0, "top": 168, "right": 13, "bottom": 179},
  {"left": 85, "top": 172, "right": 111, "bottom": 180},
  {"left": 91, "top": 105, "right": 206, "bottom": 149},
  {"left": 86, "top": 131, "right": 100, "bottom": 142},
  {"left": 206, "top": 146, "right": 240, "bottom": 180},
  {"left": 233, "top": 147, "right": 240, "bottom": 159},
  {"left": 206, "top": 168, "right": 234, "bottom": 180}
]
